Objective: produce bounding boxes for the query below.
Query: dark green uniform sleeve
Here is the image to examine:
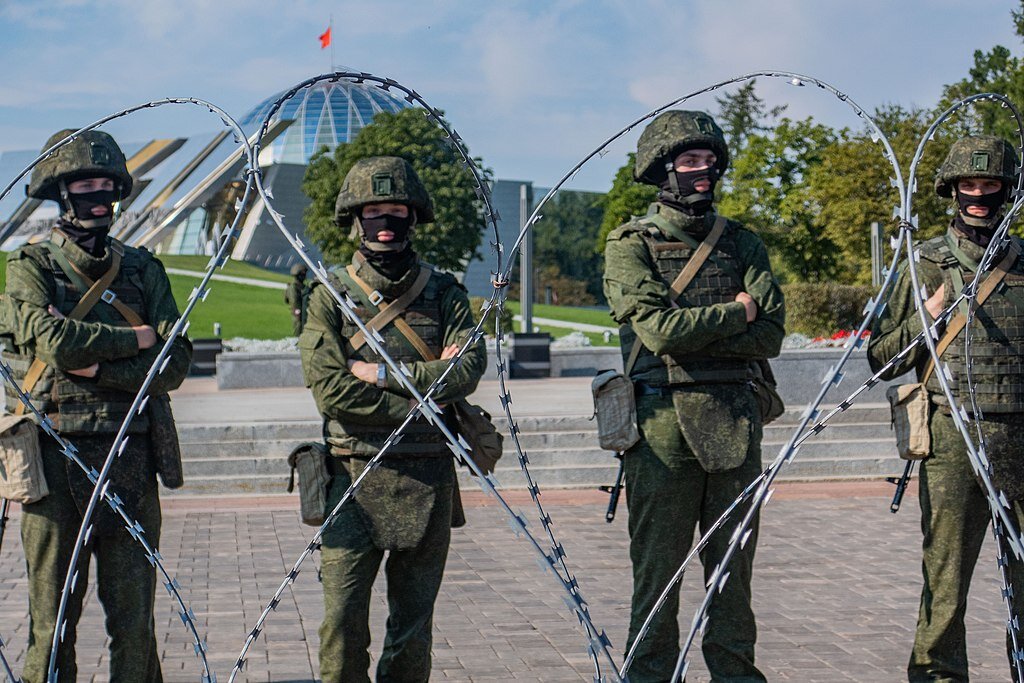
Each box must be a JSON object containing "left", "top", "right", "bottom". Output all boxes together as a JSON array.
[
  {"left": 4, "top": 250, "right": 138, "bottom": 369},
  {"left": 94, "top": 256, "right": 192, "bottom": 395},
  {"left": 299, "top": 284, "right": 415, "bottom": 425},
  {"left": 384, "top": 282, "right": 486, "bottom": 402},
  {"left": 867, "top": 258, "right": 942, "bottom": 380},
  {"left": 699, "top": 229, "right": 785, "bottom": 359},
  {"left": 604, "top": 230, "right": 749, "bottom": 356}
]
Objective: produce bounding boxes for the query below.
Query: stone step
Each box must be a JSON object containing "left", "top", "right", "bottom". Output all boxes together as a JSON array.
[
  {"left": 179, "top": 433, "right": 901, "bottom": 481},
  {"left": 177, "top": 425, "right": 899, "bottom": 468}
]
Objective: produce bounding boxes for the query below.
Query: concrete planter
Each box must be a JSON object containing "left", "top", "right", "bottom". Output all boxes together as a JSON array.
[{"left": 216, "top": 345, "right": 906, "bottom": 408}]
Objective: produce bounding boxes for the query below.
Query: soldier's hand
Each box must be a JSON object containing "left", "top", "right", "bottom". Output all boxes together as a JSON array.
[
  {"left": 925, "top": 284, "right": 945, "bottom": 319},
  {"left": 347, "top": 360, "right": 378, "bottom": 383},
  {"left": 133, "top": 325, "right": 157, "bottom": 350},
  {"left": 735, "top": 292, "right": 758, "bottom": 322},
  {"left": 440, "top": 344, "right": 459, "bottom": 360},
  {"left": 47, "top": 305, "right": 66, "bottom": 320},
  {"left": 67, "top": 363, "right": 99, "bottom": 378}
]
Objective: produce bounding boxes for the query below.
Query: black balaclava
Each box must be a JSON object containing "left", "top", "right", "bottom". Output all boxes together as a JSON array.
[
  {"left": 658, "top": 164, "right": 720, "bottom": 216},
  {"left": 953, "top": 186, "right": 1007, "bottom": 246},
  {"left": 56, "top": 179, "right": 118, "bottom": 257},
  {"left": 357, "top": 210, "right": 417, "bottom": 279}
]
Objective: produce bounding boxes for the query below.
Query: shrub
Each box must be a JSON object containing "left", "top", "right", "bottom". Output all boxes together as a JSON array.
[
  {"left": 782, "top": 282, "right": 874, "bottom": 337},
  {"left": 469, "top": 296, "right": 513, "bottom": 336}
]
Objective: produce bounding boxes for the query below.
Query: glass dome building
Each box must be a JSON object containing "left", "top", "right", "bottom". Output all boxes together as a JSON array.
[{"left": 240, "top": 78, "right": 412, "bottom": 164}]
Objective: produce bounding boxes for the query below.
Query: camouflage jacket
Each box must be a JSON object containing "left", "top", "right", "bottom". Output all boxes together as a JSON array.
[
  {"left": 868, "top": 225, "right": 1024, "bottom": 413},
  {"left": 0, "top": 228, "right": 191, "bottom": 433},
  {"left": 603, "top": 203, "right": 785, "bottom": 384},
  {"left": 298, "top": 253, "right": 486, "bottom": 457}
]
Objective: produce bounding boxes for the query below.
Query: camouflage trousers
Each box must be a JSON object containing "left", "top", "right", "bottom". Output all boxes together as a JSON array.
[
  {"left": 909, "top": 408, "right": 1024, "bottom": 683},
  {"left": 19, "top": 433, "right": 162, "bottom": 683},
  {"left": 624, "top": 392, "right": 766, "bottom": 683},
  {"left": 318, "top": 458, "right": 454, "bottom": 683}
]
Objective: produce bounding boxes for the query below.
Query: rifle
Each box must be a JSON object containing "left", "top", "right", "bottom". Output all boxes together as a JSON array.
[
  {"left": 599, "top": 454, "right": 625, "bottom": 523},
  {"left": 886, "top": 460, "right": 915, "bottom": 513},
  {"left": 0, "top": 498, "right": 9, "bottom": 556}
]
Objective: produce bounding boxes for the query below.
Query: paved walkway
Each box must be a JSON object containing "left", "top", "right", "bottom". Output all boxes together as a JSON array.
[
  {"left": 0, "top": 482, "right": 1016, "bottom": 682},
  {"left": 165, "top": 268, "right": 288, "bottom": 290}
]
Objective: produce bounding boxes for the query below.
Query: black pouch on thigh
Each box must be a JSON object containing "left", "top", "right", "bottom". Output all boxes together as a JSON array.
[
  {"left": 343, "top": 456, "right": 454, "bottom": 551},
  {"left": 672, "top": 384, "right": 756, "bottom": 473},
  {"left": 66, "top": 434, "right": 152, "bottom": 534},
  {"left": 978, "top": 416, "right": 1024, "bottom": 501}
]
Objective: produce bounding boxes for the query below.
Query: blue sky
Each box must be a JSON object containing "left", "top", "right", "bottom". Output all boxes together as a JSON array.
[{"left": 0, "top": 0, "right": 1020, "bottom": 192}]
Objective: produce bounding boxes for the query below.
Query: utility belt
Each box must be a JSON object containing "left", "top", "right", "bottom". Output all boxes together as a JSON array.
[{"left": 634, "top": 379, "right": 748, "bottom": 398}]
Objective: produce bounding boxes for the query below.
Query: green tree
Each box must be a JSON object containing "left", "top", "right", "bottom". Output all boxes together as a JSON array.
[
  {"left": 718, "top": 117, "right": 839, "bottom": 282},
  {"left": 301, "top": 108, "right": 491, "bottom": 271},
  {"left": 939, "top": 2, "right": 1024, "bottom": 139},
  {"left": 805, "top": 105, "right": 952, "bottom": 284},
  {"left": 596, "top": 152, "right": 657, "bottom": 251},
  {"left": 533, "top": 190, "right": 606, "bottom": 301},
  {"left": 715, "top": 80, "right": 787, "bottom": 154}
]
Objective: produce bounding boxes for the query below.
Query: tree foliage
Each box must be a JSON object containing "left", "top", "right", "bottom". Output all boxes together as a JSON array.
[
  {"left": 804, "top": 106, "right": 952, "bottom": 284},
  {"left": 596, "top": 152, "right": 657, "bottom": 252},
  {"left": 533, "top": 190, "right": 606, "bottom": 302},
  {"left": 301, "top": 108, "right": 492, "bottom": 271}
]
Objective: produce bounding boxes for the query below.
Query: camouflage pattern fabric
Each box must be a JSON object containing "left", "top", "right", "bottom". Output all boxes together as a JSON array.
[
  {"left": 285, "top": 275, "right": 306, "bottom": 336},
  {"left": 299, "top": 251, "right": 485, "bottom": 681},
  {"left": 868, "top": 223, "right": 1024, "bottom": 680},
  {"left": 334, "top": 156, "right": 435, "bottom": 227},
  {"left": 19, "top": 434, "right": 162, "bottom": 683},
  {"left": 908, "top": 408, "right": 1024, "bottom": 682},
  {"left": 624, "top": 391, "right": 765, "bottom": 683},
  {"left": 604, "top": 202, "right": 783, "bottom": 682},
  {"left": 634, "top": 110, "right": 730, "bottom": 185},
  {"left": 318, "top": 460, "right": 452, "bottom": 683},
  {"left": 27, "top": 129, "right": 133, "bottom": 202},
  {"left": 0, "top": 227, "right": 188, "bottom": 682},
  {"left": 935, "top": 135, "right": 1018, "bottom": 198}
]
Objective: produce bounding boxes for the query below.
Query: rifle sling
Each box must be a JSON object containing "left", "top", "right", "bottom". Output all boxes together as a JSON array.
[
  {"left": 346, "top": 263, "right": 437, "bottom": 361},
  {"left": 15, "top": 243, "right": 129, "bottom": 415},
  {"left": 921, "top": 239, "right": 1020, "bottom": 385},
  {"left": 624, "top": 214, "right": 727, "bottom": 377}
]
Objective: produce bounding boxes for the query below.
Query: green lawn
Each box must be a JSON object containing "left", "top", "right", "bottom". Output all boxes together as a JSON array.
[
  {"left": 504, "top": 301, "right": 615, "bottom": 327},
  {"left": 167, "top": 274, "right": 292, "bottom": 340},
  {"left": 157, "top": 254, "right": 293, "bottom": 283}
]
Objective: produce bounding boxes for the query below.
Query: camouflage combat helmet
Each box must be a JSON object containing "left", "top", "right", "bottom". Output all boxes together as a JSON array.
[
  {"left": 634, "top": 110, "right": 730, "bottom": 185},
  {"left": 334, "top": 156, "right": 435, "bottom": 227},
  {"left": 290, "top": 263, "right": 308, "bottom": 276},
  {"left": 935, "top": 135, "right": 1018, "bottom": 198},
  {"left": 27, "top": 129, "right": 133, "bottom": 202}
]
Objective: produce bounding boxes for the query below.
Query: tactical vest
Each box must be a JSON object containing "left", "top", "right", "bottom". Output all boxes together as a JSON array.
[
  {"left": 619, "top": 218, "right": 752, "bottom": 386},
  {"left": 2, "top": 241, "right": 151, "bottom": 434},
  {"left": 922, "top": 234, "right": 1024, "bottom": 414},
  {"left": 321, "top": 264, "right": 453, "bottom": 457}
]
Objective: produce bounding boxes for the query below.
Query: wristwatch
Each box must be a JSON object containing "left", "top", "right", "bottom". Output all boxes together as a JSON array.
[{"left": 376, "top": 363, "right": 387, "bottom": 388}]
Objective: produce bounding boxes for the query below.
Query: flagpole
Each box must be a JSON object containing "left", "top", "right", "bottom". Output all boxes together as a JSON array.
[{"left": 330, "top": 14, "right": 335, "bottom": 71}]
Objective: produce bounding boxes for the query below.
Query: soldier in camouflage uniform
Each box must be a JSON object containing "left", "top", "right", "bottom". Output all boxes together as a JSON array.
[
  {"left": 0, "top": 129, "right": 191, "bottom": 682},
  {"left": 603, "top": 111, "right": 785, "bottom": 683},
  {"left": 868, "top": 135, "right": 1024, "bottom": 682},
  {"left": 298, "top": 156, "right": 486, "bottom": 682},
  {"left": 285, "top": 262, "right": 308, "bottom": 335}
]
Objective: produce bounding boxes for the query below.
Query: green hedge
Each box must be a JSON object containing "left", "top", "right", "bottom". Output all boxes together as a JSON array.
[
  {"left": 782, "top": 283, "right": 874, "bottom": 337},
  {"left": 469, "top": 296, "right": 514, "bottom": 336}
]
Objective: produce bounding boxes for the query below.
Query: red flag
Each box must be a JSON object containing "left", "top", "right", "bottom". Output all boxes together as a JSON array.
[{"left": 319, "top": 26, "right": 331, "bottom": 49}]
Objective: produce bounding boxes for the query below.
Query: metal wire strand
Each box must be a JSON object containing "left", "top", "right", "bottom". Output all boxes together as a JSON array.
[
  {"left": 226, "top": 71, "right": 619, "bottom": 683},
  {"left": 0, "top": 101, "right": 255, "bottom": 683}
]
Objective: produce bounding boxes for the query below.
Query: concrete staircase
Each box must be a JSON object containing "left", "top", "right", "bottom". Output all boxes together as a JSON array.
[{"left": 170, "top": 403, "right": 903, "bottom": 496}]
